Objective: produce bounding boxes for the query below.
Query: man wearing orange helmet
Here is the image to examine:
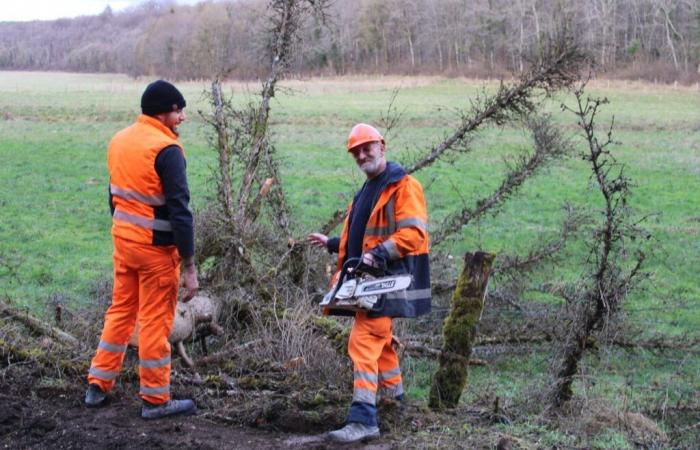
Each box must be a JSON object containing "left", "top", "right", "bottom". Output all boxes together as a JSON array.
[{"left": 308, "top": 123, "right": 431, "bottom": 443}]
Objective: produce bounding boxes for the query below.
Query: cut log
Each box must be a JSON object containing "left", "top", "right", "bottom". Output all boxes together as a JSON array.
[
  {"left": 429, "top": 251, "right": 495, "bottom": 410},
  {"left": 0, "top": 301, "right": 79, "bottom": 347}
]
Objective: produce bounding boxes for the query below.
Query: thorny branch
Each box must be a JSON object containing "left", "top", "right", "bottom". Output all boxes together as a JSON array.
[
  {"left": 432, "top": 206, "right": 582, "bottom": 299},
  {"left": 432, "top": 113, "right": 571, "bottom": 246},
  {"left": 548, "top": 82, "right": 649, "bottom": 408},
  {"left": 492, "top": 206, "right": 582, "bottom": 275},
  {"left": 199, "top": 0, "right": 330, "bottom": 290},
  {"left": 320, "top": 30, "right": 588, "bottom": 235},
  {"left": 377, "top": 87, "right": 405, "bottom": 140},
  {"left": 210, "top": 80, "right": 234, "bottom": 218},
  {"left": 406, "top": 33, "right": 585, "bottom": 175}
]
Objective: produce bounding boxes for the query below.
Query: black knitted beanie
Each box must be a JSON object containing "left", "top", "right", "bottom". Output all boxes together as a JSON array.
[{"left": 141, "top": 80, "right": 186, "bottom": 116}]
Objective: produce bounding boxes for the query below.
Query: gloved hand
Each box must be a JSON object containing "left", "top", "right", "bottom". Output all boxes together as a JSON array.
[{"left": 362, "top": 252, "right": 380, "bottom": 267}]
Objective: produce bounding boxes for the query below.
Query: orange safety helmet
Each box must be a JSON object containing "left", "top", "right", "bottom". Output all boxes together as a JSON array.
[{"left": 347, "top": 123, "right": 385, "bottom": 152}]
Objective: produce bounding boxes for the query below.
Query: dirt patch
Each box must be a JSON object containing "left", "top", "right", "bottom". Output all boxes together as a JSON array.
[
  {"left": 0, "top": 365, "right": 427, "bottom": 450},
  {"left": 0, "top": 390, "right": 390, "bottom": 449},
  {"left": 0, "top": 391, "right": 286, "bottom": 449}
]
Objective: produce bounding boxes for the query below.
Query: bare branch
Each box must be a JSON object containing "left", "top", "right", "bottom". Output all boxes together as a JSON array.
[
  {"left": 432, "top": 113, "right": 571, "bottom": 246},
  {"left": 211, "top": 79, "right": 234, "bottom": 218},
  {"left": 494, "top": 205, "right": 583, "bottom": 275},
  {"left": 0, "top": 300, "right": 79, "bottom": 347},
  {"left": 319, "top": 31, "right": 588, "bottom": 234},
  {"left": 548, "top": 83, "right": 650, "bottom": 408},
  {"left": 406, "top": 31, "right": 587, "bottom": 175}
]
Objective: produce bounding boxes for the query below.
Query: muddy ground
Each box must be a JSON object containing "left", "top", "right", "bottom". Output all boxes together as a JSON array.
[
  {"left": 0, "top": 384, "right": 393, "bottom": 450},
  {"left": 2, "top": 364, "right": 695, "bottom": 449},
  {"left": 0, "top": 337, "right": 694, "bottom": 449}
]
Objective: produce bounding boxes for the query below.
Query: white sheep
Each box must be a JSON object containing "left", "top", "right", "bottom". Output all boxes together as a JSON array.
[{"left": 128, "top": 293, "right": 223, "bottom": 367}]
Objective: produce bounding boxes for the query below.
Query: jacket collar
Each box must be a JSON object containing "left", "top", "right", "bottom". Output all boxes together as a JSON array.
[
  {"left": 136, "top": 114, "right": 178, "bottom": 140},
  {"left": 383, "top": 161, "right": 407, "bottom": 184}
]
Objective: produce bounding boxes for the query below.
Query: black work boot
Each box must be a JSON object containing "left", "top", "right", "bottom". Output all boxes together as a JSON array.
[
  {"left": 84, "top": 384, "right": 107, "bottom": 408},
  {"left": 141, "top": 399, "right": 196, "bottom": 420}
]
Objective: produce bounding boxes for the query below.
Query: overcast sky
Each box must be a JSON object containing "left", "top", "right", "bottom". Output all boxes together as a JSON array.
[{"left": 0, "top": 0, "right": 204, "bottom": 22}]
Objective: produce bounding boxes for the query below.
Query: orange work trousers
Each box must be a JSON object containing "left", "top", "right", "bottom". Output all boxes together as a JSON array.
[
  {"left": 348, "top": 312, "right": 404, "bottom": 408},
  {"left": 87, "top": 236, "right": 180, "bottom": 405}
]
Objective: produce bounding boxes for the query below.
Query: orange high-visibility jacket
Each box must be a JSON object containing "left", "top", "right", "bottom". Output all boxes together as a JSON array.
[
  {"left": 332, "top": 165, "right": 431, "bottom": 318},
  {"left": 108, "top": 114, "right": 183, "bottom": 245}
]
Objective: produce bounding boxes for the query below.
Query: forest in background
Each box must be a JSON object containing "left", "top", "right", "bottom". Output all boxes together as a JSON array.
[{"left": 0, "top": 0, "right": 698, "bottom": 82}]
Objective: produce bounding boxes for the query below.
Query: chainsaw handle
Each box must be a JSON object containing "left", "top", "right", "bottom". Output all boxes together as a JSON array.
[
  {"left": 328, "top": 256, "right": 387, "bottom": 302},
  {"left": 356, "top": 258, "right": 387, "bottom": 278},
  {"left": 328, "top": 257, "right": 362, "bottom": 301}
]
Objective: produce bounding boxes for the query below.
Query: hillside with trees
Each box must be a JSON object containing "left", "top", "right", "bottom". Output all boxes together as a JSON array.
[{"left": 0, "top": 0, "right": 698, "bottom": 82}]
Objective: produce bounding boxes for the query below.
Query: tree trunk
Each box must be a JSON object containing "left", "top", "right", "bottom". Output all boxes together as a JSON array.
[
  {"left": 429, "top": 251, "right": 495, "bottom": 410},
  {"left": 454, "top": 40, "right": 459, "bottom": 68},
  {"left": 662, "top": 6, "right": 680, "bottom": 71},
  {"left": 518, "top": 0, "right": 525, "bottom": 72},
  {"left": 531, "top": 0, "right": 541, "bottom": 47},
  {"left": 382, "top": 28, "right": 389, "bottom": 67},
  {"left": 211, "top": 79, "right": 234, "bottom": 218}
]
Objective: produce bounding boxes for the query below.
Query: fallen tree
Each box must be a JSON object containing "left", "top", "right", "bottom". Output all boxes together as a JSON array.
[{"left": 0, "top": 300, "right": 79, "bottom": 347}]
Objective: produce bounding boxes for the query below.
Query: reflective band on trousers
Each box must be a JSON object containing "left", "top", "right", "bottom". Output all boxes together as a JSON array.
[
  {"left": 385, "top": 288, "right": 432, "bottom": 301},
  {"left": 379, "top": 367, "right": 401, "bottom": 380},
  {"left": 365, "top": 217, "right": 427, "bottom": 237},
  {"left": 140, "top": 384, "right": 170, "bottom": 395},
  {"left": 110, "top": 184, "right": 165, "bottom": 206},
  {"left": 140, "top": 355, "right": 171, "bottom": 369},
  {"left": 382, "top": 381, "right": 404, "bottom": 396},
  {"left": 354, "top": 371, "right": 379, "bottom": 384},
  {"left": 98, "top": 340, "right": 127, "bottom": 353},
  {"left": 89, "top": 366, "right": 119, "bottom": 380},
  {"left": 113, "top": 209, "right": 172, "bottom": 232},
  {"left": 352, "top": 387, "right": 377, "bottom": 405}
]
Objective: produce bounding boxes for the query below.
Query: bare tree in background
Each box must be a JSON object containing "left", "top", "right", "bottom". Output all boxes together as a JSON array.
[{"left": 1, "top": 0, "right": 699, "bottom": 80}]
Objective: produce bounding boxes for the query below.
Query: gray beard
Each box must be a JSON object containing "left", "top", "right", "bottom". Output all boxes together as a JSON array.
[{"left": 360, "top": 159, "right": 381, "bottom": 177}]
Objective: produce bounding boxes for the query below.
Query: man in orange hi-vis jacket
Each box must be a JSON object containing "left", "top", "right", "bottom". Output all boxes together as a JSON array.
[
  {"left": 308, "top": 123, "right": 431, "bottom": 443},
  {"left": 85, "top": 80, "right": 199, "bottom": 420}
]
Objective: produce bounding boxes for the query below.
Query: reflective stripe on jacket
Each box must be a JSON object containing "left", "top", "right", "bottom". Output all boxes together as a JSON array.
[
  {"left": 108, "top": 114, "right": 183, "bottom": 245},
  {"left": 331, "top": 163, "right": 431, "bottom": 318}
]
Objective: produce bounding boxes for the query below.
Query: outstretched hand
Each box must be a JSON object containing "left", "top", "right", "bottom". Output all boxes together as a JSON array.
[{"left": 307, "top": 232, "right": 329, "bottom": 249}]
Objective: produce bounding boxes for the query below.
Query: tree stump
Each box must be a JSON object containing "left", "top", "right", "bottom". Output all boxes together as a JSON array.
[{"left": 429, "top": 251, "right": 495, "bottom": 409}]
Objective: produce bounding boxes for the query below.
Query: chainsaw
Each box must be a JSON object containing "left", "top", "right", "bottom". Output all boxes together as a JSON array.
[{"left": 319, "top": 257, "right": 412, "bottom": 312}]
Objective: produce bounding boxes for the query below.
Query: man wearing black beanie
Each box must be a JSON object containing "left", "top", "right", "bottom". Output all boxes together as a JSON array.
[
  {"left": 85, "top": 80, "right": 198, "bottom": 420},
  {"left": 141, "top": 80, "right": 187, "bottom": 120}
]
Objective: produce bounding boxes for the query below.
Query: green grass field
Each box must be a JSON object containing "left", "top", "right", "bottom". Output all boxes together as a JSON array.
[
  {"left": 2, "top": 72, "right": 698, "bottom": 331},
  {"left": 1, "top": 72, "right": 698, "bottom": 446}
]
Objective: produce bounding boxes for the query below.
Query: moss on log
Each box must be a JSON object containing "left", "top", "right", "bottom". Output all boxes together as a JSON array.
[{"left": 429, "top": 251, "right": 495, "bottom": 410}]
